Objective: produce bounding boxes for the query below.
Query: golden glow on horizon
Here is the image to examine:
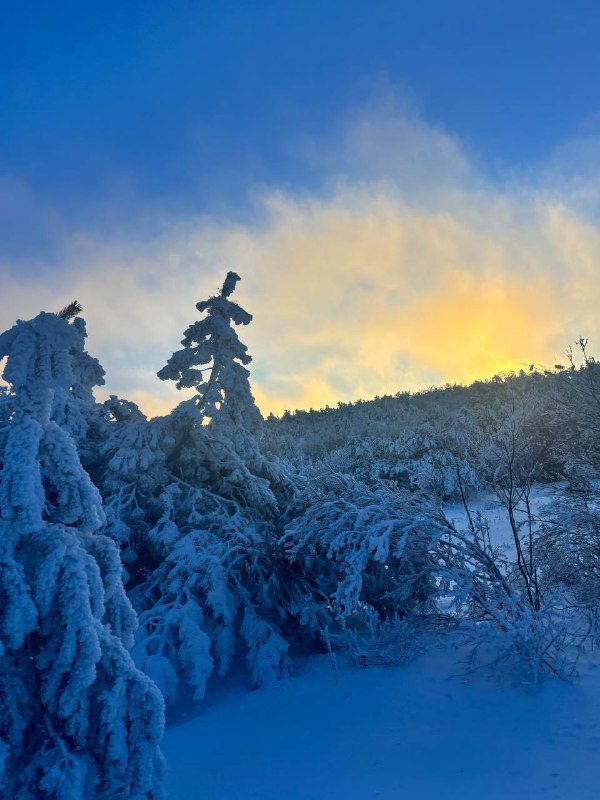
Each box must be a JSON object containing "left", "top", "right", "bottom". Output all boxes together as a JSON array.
[
  {"left": 247, "top": 272, "right": 562, "bottom": 417},
  {"left": 234, "top": 199, "right": 576, "bottom": 416}
]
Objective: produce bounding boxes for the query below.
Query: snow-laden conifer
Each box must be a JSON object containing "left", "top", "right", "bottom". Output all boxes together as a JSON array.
[
  {"left": 125, "top": 274, "right": 293, "bottom": 702},
  {"left": 0, "top": 311, "right": 164, "bottom": 799},
  {"left": 158, "top": 270, "right": 261, "bottom": 432},
  {"left": 157, "top": 273, "right": 279, "bottom": 513},
  {"left": 133, "top": 488, "right": 292, "bottom": 701}
]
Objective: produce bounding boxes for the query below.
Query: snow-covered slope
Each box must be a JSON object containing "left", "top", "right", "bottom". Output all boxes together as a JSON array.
[{"left": 163, "top": 647, "right": 600, "bottom": 800}]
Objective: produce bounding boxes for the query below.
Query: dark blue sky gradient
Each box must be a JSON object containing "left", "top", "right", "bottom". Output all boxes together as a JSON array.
[{"left": 1, "top": 0, "right": 600, "bottom": 222}]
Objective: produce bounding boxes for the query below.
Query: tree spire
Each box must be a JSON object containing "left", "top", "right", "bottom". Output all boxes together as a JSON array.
[{"left": 158, "top": 272, "right": 261, "bottom": 431}]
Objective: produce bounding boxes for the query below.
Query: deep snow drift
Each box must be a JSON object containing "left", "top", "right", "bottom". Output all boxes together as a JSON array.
[{"left": 163, "top": 646, "right": 600, "bottom": 800}]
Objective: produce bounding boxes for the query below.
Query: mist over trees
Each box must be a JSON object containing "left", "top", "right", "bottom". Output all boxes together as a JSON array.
[{"left": 2, "top": 274, "right": 600, "bottom": 797}]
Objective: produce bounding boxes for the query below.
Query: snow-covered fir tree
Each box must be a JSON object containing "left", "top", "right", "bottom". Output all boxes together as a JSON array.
[
  {"left": 126, "top": 274, "right": 296, "bottom": 703},
  {"left": 0, "top": 311, "right": 164, "bottom": 799},
  {"left": 157, "top": 271, "right": 281, "bottom": 513},
  {"left": 158, "top": 270, "right": 261, "bottom": 432}
]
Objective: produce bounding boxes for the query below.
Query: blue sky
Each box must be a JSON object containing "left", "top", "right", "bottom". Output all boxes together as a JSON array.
[
  {"left": 2, "top": 1, "right": 600, "bottom": 414},
  {"left": 3, "top": 1, "right": 600, "bottom": 220}
]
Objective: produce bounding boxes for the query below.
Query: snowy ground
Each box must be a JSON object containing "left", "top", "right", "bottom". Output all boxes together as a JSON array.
[
  {"left": 163, "top": 487, "right": 600, "bottom": 799},
  {"left": 164, "top": 647, "right": 600, "bottom": 800},
  {"left": 443, "top": 483, "right": 562, "bottom": 550}
]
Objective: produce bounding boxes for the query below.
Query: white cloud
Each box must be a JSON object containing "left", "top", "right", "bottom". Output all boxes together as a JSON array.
[{"left": 2, "top": 95, "right": 600, "bottom": 416}]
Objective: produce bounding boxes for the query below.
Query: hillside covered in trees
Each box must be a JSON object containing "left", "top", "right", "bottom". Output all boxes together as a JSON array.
[{"left": 2, "top": 275, "right": 600, "bottom": 799}]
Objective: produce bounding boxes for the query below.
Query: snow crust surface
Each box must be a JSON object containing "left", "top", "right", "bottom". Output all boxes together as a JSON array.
[{"left": 163, "top": 648, "right": 600, "bottom": 800}]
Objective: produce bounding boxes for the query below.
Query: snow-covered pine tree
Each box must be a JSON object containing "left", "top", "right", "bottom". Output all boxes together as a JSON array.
[
  {"left": 158, "top": 270, "right": 261, "bottom": 432},
  {"left": 57, "top": 314, "right": 107, "bottom": 455},
  {"left": 157, "top": 271, "right": 279, "bottom": 514},
  {"left": 97, "top": 394, "right": 174, "bottom": 565},
  {"left": 130, "top": 274, "right": 297, "bottom": 702},
  {"left": 0, "top": 311, "right": 164, "bottom": 799}
]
